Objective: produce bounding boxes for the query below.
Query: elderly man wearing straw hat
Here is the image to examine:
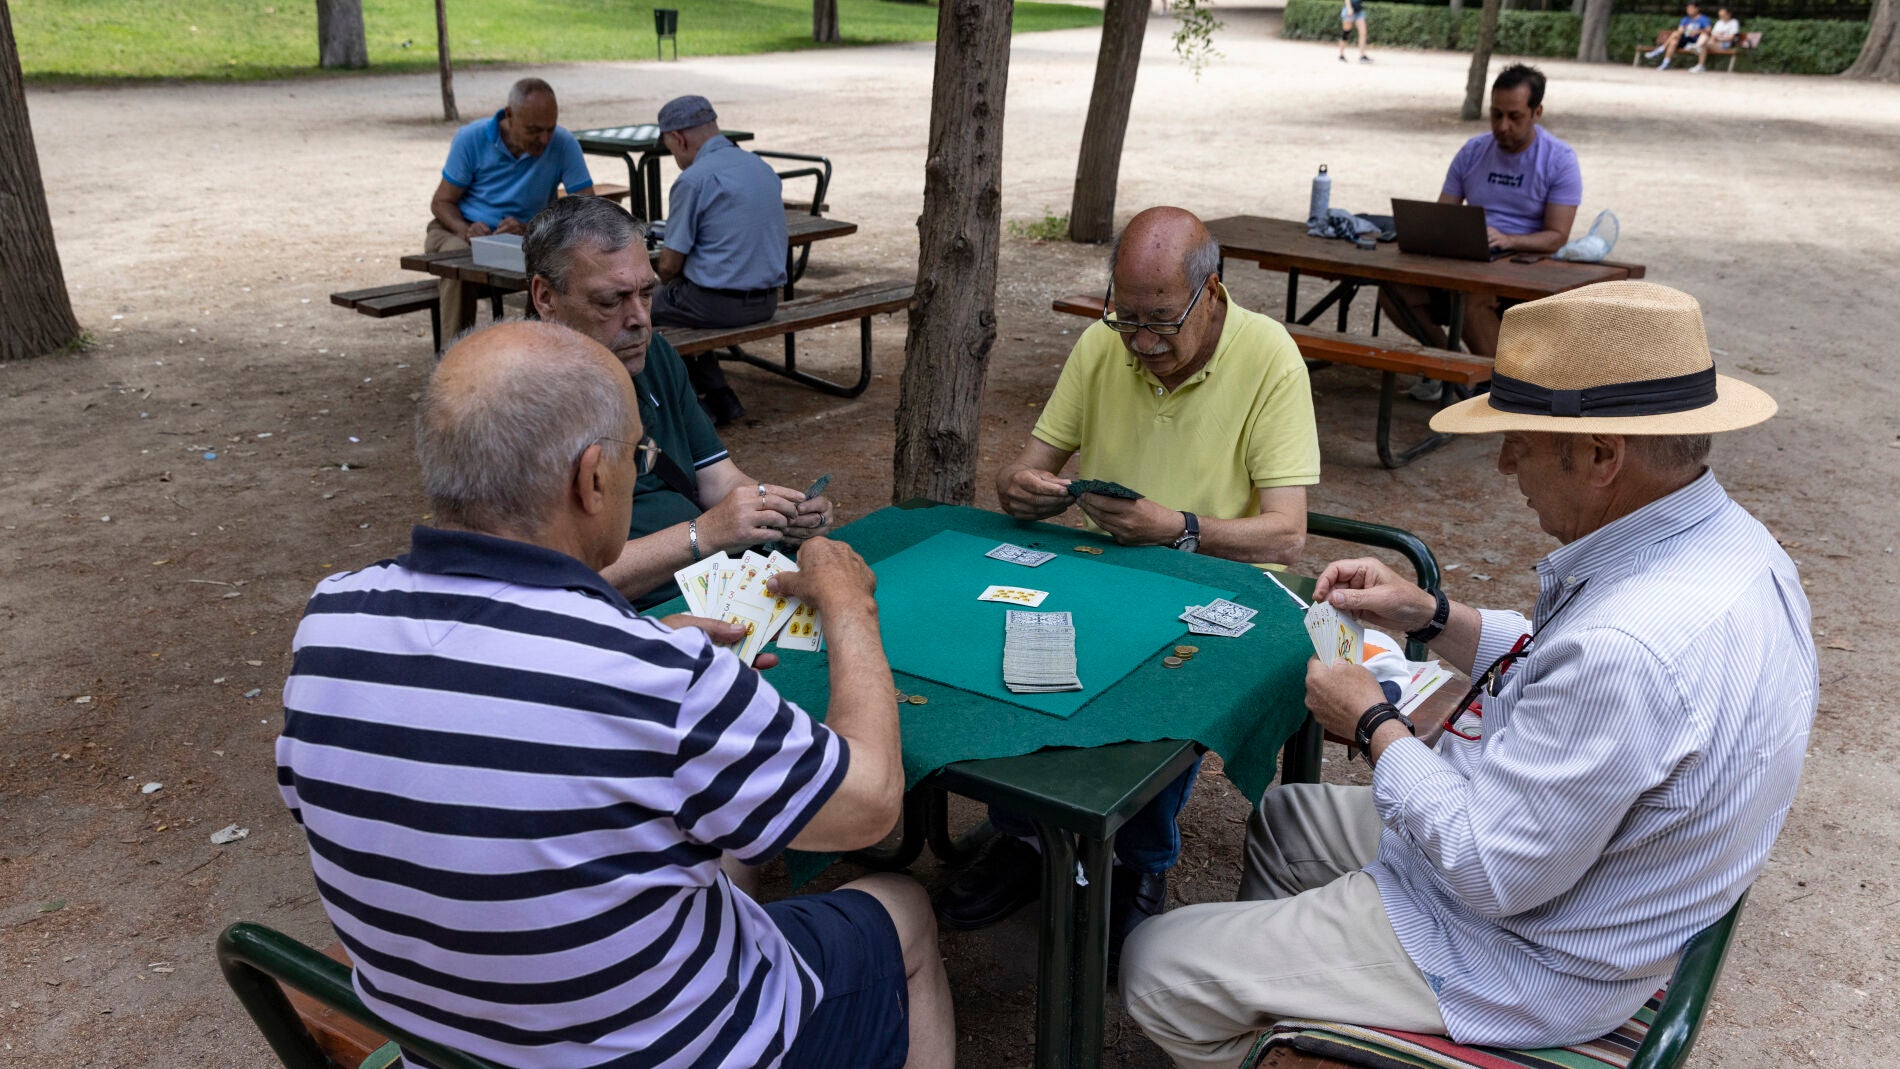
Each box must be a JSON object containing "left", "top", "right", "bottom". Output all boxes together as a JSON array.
[{"left": 1120, "top": 281, "right": 1816, "bottom": 1066}]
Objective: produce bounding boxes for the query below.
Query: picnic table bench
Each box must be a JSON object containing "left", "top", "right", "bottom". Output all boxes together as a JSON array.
[
  {"left": 1632, "top": 28, "right": 1762, "bottom": 70},
  {"left": 1051, "top": 293, "right": 1491, "bottom": 468},
  {"left": 663, "top": 279, "right": 914, "bottom": 398}
]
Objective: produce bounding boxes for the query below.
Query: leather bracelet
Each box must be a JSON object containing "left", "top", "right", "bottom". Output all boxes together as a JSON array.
[
  {"left": 1354, "top": 702, "right": 1414, "bottom": 762},
  {"left": 1407, "top": 588, "right": 1451, "bottom": 645},
  {"left": 688, "top": 519, "right": 701, "bottom": 562}
]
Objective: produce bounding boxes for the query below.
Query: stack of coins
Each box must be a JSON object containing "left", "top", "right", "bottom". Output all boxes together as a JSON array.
[
  {"left": 1072, "top": 545, "right": 1106, "bottom": 556},
  {"left": 1162, "top": 644, "right": 1200, "bottom": 670}
]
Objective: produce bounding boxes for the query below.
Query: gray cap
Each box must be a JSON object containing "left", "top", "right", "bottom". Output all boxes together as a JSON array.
[{"left": 657, "top": 95, "right": 717, "bottom": 134}]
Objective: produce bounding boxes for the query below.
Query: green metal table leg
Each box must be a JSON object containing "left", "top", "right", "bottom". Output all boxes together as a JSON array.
[
  {"left": 1032, "top": 822, "right": 1078, "bottom": 1069},
  {"left": 1280, "top": 713, "right": 1325, "bottom": 785},
  {"left": 1071, "top": 834, "right": 1114, "bottom": 1069}
]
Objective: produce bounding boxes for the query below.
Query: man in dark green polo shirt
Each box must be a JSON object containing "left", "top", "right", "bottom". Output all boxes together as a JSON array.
[{"left": 524, "top": 197, "right": 834, "bottom": 609}]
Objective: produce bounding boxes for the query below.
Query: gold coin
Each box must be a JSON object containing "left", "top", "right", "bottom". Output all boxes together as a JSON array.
[
  {"left": 895, "top": 691, "right": 909, "bottom": 703},
  {"left": 1174, "top": 645, "right": 1199, "bottom": 657},
  {"left": 1073, "top": 545, "right": 1094, "bottom": 553},
  {"left": 908, "top": 694, "right": 928, "bottom": 705},
  {"left": 1163, "top": 656, "right": 1184, "bottom": 668}
]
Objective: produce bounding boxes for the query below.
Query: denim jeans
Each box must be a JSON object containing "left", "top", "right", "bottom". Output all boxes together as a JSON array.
[{"left": 988, "top": 756, "right": 1203, "bottom": 875}]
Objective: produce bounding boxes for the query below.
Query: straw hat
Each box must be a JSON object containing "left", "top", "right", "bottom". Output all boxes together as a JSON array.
[{"left": 1431, "top": 281, "right": 1777, "bottom": 436}]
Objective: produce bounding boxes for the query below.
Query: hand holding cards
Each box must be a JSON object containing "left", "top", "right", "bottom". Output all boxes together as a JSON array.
[
  {"left": 672, "top": 549, "right": 816, "bottom": 664},
  {"left": 1304, "top": 601, "right": 1366, "bottom": 666},
  {"left": 1067, "top": 478, "right": 1143, "bottom": 500}
]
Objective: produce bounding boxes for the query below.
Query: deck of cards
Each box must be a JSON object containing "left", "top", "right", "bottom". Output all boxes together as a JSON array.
[
  {"left": 1303, "top": 601, "right": 1366, "bottom": 666},
  {"left": 1180, "top": 598, "right": 1257, "bottom": 638},
  {"left": 986, "top": 542, "right": 1055, "bottom": 568},
  {"left": 1003, "top": 610, "right": 1082, "bottom": 693},
  {"left": 1067, "top": 478, "right": 1143, "bottom": 500},
  {"left": 672, "top": 549, "right": 819, "bottom": 664}
]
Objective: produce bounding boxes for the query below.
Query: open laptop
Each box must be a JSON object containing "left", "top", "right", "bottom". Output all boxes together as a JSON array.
[{"left": 1391, "top": 198, "right": 1509, "bottom": 261}]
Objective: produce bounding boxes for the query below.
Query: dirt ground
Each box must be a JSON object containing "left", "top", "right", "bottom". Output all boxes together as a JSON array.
[{"left": 5, "top": 5, "right": 1900, "bottom": 1065}]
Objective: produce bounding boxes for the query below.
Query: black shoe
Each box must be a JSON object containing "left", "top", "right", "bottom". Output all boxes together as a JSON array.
[
  {"left": 1107, "top": 866, "right": 1168, "bottom": 977},
  {"left": 933, "top": 835, "right": 1041, "bottom": 930},
  {"left": 700, "top": 387, "right": 746, "bottom": 427}
]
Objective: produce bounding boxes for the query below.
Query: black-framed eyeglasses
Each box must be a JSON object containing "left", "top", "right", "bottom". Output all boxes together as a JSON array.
[
  {"left": 592, "top": 436, "right": 662, "bottom": 476},
  {"left": 1100, "top": 278, "right": 1208, "bottom": 336}
]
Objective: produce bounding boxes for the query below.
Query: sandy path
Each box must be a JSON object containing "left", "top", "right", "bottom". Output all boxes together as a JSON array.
[{"left": 5, "top": 7, "right": 1899, "bottom": 1064}]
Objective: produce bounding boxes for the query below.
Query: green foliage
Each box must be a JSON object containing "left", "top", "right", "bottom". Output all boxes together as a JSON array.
[
  {"left": 1282, "top": 0, "right": 1866, "bottom": 74},
  {"left": 1369, "top": 0, "right": 1871, "bottom": 18},
  {"left": 1168, "top": 0, "right": 1226, "bottom": 77},
  {"left": 14, "top": 0, "right": 1102, "bottom": 81},
  {"left": 1008, "top": 210, "right": 1072, "bottom": 242}
]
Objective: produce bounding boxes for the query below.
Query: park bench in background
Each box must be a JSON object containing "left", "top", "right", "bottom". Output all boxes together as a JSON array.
[
  {"left": 661, "top": 278, "right": 914, "bottom": 399},
  {"left": 1051, "top": 293, "right": 1492, "bottom": 468},
  {"left": 1633, "top": 29, "right": 1762, "bottom": 70}
]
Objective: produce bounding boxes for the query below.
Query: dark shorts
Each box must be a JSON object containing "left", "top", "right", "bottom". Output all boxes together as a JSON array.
[{"left": 770, "top": 888, "right": 909, "bottom": 1069}]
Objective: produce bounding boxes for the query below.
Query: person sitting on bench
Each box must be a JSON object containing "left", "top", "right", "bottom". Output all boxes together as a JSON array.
[
  {"left": 524, "top": 195, "right": 832, "bottom": 610},
  {"left": 651, "top": 94, "right": 790, "bottom": 426},
  {"left": 1647, "top": 2, "right": 1713, "bottom": 69},
  {"left": 1693, "top": 7, "right": 1742, "bottom": 71},
  {"left": 426, "top": 77, "right": 596, "bottom": 344}
]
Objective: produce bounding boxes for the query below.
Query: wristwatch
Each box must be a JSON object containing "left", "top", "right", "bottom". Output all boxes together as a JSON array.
[
  {"left": 1354, "top": 702, "right": 1415, "bottom": 760},
  {"left": 1171, "top": 512, "right": 1200, "bottom": 553}
]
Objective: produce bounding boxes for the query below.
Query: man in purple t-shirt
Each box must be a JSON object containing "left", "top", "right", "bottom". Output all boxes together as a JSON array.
[{"left": 1382, "top": 64, "right": 1582, "bottom": 360}]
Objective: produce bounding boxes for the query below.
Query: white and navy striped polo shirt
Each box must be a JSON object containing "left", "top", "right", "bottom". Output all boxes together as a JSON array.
[{"left": 277, "top": 527, "right": 847, "bottom": 1068}]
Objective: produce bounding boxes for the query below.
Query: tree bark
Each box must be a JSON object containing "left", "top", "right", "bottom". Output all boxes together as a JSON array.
[
  {"left": 434, "top": 0, "right": 459, "bottom": 122},
  {"left": 0, "top": 0, "right": 82, "bottom": 361},
  {"left": 1576, "top": 0, "right": 1613, "bottom": 62},
  {"left": 813, "top": 0, "right": 841, "bottom": 42},
  {"left": 893, "top": 0, "right": 1013, "bottom": 506},
  {"left": 1450, "top": 0, "right": 1465, "bottom": 19},
  {"left": 316, "top": 0, "right": 368, "bottom": 69},
  {"left": 1846, "top": 0, "right": 1900, "bottom": 79},
  {"left": 1067, "top": 0, "right": 1151, "bottom": 244},
  {"left": 1460, "top": 0, "right": 1502, "bottom": 121}
]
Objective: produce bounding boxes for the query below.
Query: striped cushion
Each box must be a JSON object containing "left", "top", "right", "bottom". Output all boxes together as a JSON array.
[{"left": 1244, "top": 989, "right": 1667, "bottom": 1069}]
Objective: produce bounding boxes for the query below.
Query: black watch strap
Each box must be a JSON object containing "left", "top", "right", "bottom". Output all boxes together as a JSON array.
[
  {"left": 1407, "top": 588, "right": 1451, "bottom": 645},
  {"left": 1354, "top": 702, "right": 1414, "bottom": 758}
]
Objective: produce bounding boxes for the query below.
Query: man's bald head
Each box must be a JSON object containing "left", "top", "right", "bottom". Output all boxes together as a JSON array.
[
  {"left": 418, "top": 321, "right": 636, "bottom": 537},
  {"left": 1103, "top": 207, "right": 1227, "bottom": 387},
  {"left": 1111, "top": 207, "right": 1220, "bottom": 295}
]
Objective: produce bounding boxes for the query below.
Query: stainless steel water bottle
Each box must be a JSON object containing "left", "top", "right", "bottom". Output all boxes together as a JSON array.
[{"left": 1308, "top": 164, "right": 1331, "bottom": 225}]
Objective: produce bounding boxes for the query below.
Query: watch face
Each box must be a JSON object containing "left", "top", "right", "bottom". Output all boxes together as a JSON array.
[{"left": 1176, "top": 535, "right": 1200, "bottom": 553}]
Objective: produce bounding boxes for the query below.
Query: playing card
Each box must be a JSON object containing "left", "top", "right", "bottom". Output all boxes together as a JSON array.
[
  {"left": 672, "top": 553, "right": 727, "bottom": 617},
  {"left": 804, "top": 473, "right": 832, "bottom": 500},
  {"left": 1067, "top": 478, "right": 1143, "bottom": 500},
  {"left": 776, "top": 600, "right": 824, "bottom": 652},
  {"left": 1303, "top": 601, "right": 1365, "bottom": 666},
  {"left": 985, "top": 542, "right": 1056, "bottom": 568},
  {"left": 979, "top": 585, "right": 1050, "bottom": 607},
  {"left": 1003, "top": 609, "right": 1081, "bottom": 693},
  {"left": 1180, "top": 607, "right": 1255, "bottom": 638},
  {"left": 1187, "top": 598, "right": 1258, "bottom": 631}
]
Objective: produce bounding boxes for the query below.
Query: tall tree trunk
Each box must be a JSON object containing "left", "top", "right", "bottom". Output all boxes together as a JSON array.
[
  {"left": 1450, "top": 0, "right": 1465, "bottom": 19},
  {"left": 1460, "top": 0, "right": 1502, "bottom": 120},
  {"left": 1846, "top": 0, "right": 1900, "bottom": 79},
  {"left": 316, "top": 0, "right": 368, "bottom": 69},
  {"left": 434, "top": 0, "right": 459, "bottom": 122},
  {"left": 0, "top": 0, "right": 82, "bottom": 361},
  {"left": 1068, "top": 0, "right": 1151, "bottom": 244},
  {"left": 893, "top": 0, "right": 1013, "bottom": 506},
  {"left": 813, "top": 0, "right": 841, "bottom": 42},
  {"left": 1576, "top": 0, "right": 1613, "bottom": 61}
]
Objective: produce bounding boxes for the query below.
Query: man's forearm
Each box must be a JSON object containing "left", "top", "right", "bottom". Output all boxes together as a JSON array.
[
  {"left": 817, "top": 598, "right": 903, "bottom": 816},
  {"left": 1197, "top": 511, "right": 1306, "bottom": 566},
  {"left": 431, "top": 199, "right": 470, "bottom": 237},
  {"left": 1500, "top": 229, "right": 1565, "bottom": 254},
  {"left": 602, "top": 527, "right": 697, "bottom": 603},
  {"left": 1426, "top": 600, "right": 1487, "bottom": 677}
]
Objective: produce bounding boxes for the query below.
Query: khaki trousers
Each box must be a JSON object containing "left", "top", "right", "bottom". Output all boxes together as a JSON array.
[
  {"left": 1120, "top": 783, "right": 1445, "bottom": 1069},
  {"left": 424, "top": 220, "right": 474, "bottom": 345}
]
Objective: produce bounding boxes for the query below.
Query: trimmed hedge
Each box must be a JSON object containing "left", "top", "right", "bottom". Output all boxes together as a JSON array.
[
  {"left": 1367, "top": 0, "right": 1870, "bottom": 19},
  {"left": 1283, "top": 0, "right": 1867, "bottom": 73}
]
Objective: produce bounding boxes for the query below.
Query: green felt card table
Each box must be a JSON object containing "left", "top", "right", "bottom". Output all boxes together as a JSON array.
[{"left": 655, "top": 501, "right": 1440, "bottom": 1069}]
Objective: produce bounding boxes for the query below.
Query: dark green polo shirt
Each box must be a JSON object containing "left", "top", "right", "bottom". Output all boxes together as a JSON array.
[{"left": 629, "top": 337, "right": 728, "bottom": 606}]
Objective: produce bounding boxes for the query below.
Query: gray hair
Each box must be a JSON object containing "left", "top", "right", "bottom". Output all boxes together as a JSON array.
[
  {"left": 1555, "top": 433, "right": 1712, "bottom": 473},
  {"left": 416, "top": 320, "right": 632, "bottom": 534},
  {"left": 524, "top": 196, "right": 646, "bottom": 295},
  {"left": 1108, "top": 229, "right": 1223, "bottom": 296},
  {"left": 508, "top": 77, "right": 555, "bottom": 110}
]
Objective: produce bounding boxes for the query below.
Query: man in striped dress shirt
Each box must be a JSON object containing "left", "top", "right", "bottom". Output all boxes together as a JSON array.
[
  {"left": 1122, "top": 282, "right": 1813, "bottom": 1066},
  {"left": 277, "top": 321, "right": 952, "bottom": 1068}
]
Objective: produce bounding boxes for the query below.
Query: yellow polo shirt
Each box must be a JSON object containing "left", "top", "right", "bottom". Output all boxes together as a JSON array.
[{"left": 1032, "top": 287, "right": 1319, "bottom": 530}]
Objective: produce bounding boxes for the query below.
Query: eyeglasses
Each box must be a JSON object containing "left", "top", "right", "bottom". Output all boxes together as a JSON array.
[
  {"left": 593, "top": 436, "right": 662, "bottom": 476},
  {"left": 1100, "top": 279, "right": 1208, "bottom": 336}
]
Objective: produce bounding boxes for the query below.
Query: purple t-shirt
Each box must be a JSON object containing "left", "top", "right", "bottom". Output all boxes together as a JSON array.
[{"left": 1441, "top": 127, "right": 1582, "bottom": 236}]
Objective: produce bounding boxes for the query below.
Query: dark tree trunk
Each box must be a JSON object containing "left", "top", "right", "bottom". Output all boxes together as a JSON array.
[
  {"left": 434, "top": 0, "right": 459, "bottom": 122},
  {"left": 813, "top": 0, "right": 841, "bottom": 42},
  {"left": 1067, "top": 0, "right": 1151, "bottom": 244},
  {"left": 1577, "top": 0, "right": 1614, "bottom": 62},
  {"left": 0, "top": 0, "right": 82, "bottom": 361},
  {"left": 1460, "top": 0, "right": 1502, "bottom": 121},
  {"left": 1847, "top": 0, "right": 1900, "bottom": 79},
  {"left": 316, "top": 0, "right": 368, "bottom": 69},
  {"left": 893, "top": 0, "right": 1013, "bottom": 506}
]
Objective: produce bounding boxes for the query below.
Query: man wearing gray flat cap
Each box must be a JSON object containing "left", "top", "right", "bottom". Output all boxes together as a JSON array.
[{"left": 653, "top": 94, "right": 789, "bottom": 426}]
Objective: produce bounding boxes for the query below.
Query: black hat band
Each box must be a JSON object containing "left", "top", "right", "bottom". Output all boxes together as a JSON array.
[{"left": 1488, "top": 365, "right": 1717, "bottom": 418}]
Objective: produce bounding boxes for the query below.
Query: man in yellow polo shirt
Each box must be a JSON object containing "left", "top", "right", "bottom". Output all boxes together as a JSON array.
[{"left": 934, "top": 206, "right": 1320, "bottom": 971}]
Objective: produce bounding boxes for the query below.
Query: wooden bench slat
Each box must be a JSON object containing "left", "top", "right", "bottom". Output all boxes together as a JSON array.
[
  {"left": 332, "top": 280, "right": 438, "bottom": 318},
  {"left": 663, "top": 280, "right": 914, "bottom": 356}
]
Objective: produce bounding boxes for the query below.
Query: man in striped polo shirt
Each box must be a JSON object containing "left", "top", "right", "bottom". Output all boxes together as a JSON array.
[
  {"left": 1122, "top": 283, "right": 1813, "bottom": 1065},
  {"left": 278, "top": 321, "right": 952, "bottom": 1068}
]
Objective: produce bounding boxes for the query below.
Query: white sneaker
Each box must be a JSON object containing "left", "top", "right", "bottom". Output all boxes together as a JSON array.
[
  {"left": 1658, "top": 58, "right": 1672, "bottom": 70},
  {"left": 1408, "top": 378, "right": 1445, "bottom": 403},
  {"left": 1690, "top": 63, "right": 1705, "bottom": 72},
  {"left": 1645, "top": 46, "right": 1665, "bottom": 57}
]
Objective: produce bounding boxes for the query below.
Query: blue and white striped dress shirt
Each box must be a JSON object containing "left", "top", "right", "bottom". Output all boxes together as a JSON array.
[{"left": 1368, "top": 470, "right": 1816, "bottom": 1047}]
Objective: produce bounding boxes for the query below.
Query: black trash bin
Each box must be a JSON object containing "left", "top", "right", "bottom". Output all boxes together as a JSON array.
[{"left": 654, "top": 9, "right": 678, "bottom": 60}]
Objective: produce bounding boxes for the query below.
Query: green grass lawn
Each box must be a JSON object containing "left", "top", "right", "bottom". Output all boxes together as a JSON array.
[{"left": 15, "top": 0, "right": 1102, "bottom": 81}]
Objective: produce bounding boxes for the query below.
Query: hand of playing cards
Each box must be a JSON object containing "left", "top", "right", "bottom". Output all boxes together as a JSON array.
[
  {"left": 1067, "top": 478, "right": 1143, "bottom": 500},
  {"left": 673, "top": 549, "right": 821, "bottom": 665},
  {"left": 1003, "top": 610, "right": 1083, "bottom": 693},
  {"left": 1305, "top": 602, "right": 1451, "bottom": 716},
  {"left": 1179, "top": 598, "right": 1257, "bottom": 638}
]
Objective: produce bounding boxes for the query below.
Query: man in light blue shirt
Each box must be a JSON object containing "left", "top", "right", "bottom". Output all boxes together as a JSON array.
[
  {"left": 652, "top": 95, "right": 789, "bottom": 425},
  {"left": 1122, "top": 282, "right": 1813, "bottom": 1067},
  {"left": 425, "top": 77, "right": 596, "bottom": 343}
]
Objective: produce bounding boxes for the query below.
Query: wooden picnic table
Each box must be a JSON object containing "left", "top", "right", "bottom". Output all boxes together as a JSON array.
[
  {"left": 570, "top": 124, "right": 754, "bottom": 222},
  {"left": 400, "top": 211, "right": 859, "bottom": 327}
]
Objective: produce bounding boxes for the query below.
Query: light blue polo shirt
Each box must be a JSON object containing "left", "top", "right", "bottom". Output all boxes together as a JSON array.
[
  {"left": 441, "top": 109, "right": 594, "bottom": 228},
  {"left": 664, "top": 135, "right": 788, "bottom": 292}
]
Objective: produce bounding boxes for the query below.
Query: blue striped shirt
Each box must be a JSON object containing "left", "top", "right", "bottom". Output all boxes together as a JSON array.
[
  {"left": 1369, "top": 471, "right": 1816, "bottom": 1046},
  {"left": 276, "top": 527, "right": 848, "bottom": 1068}
]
